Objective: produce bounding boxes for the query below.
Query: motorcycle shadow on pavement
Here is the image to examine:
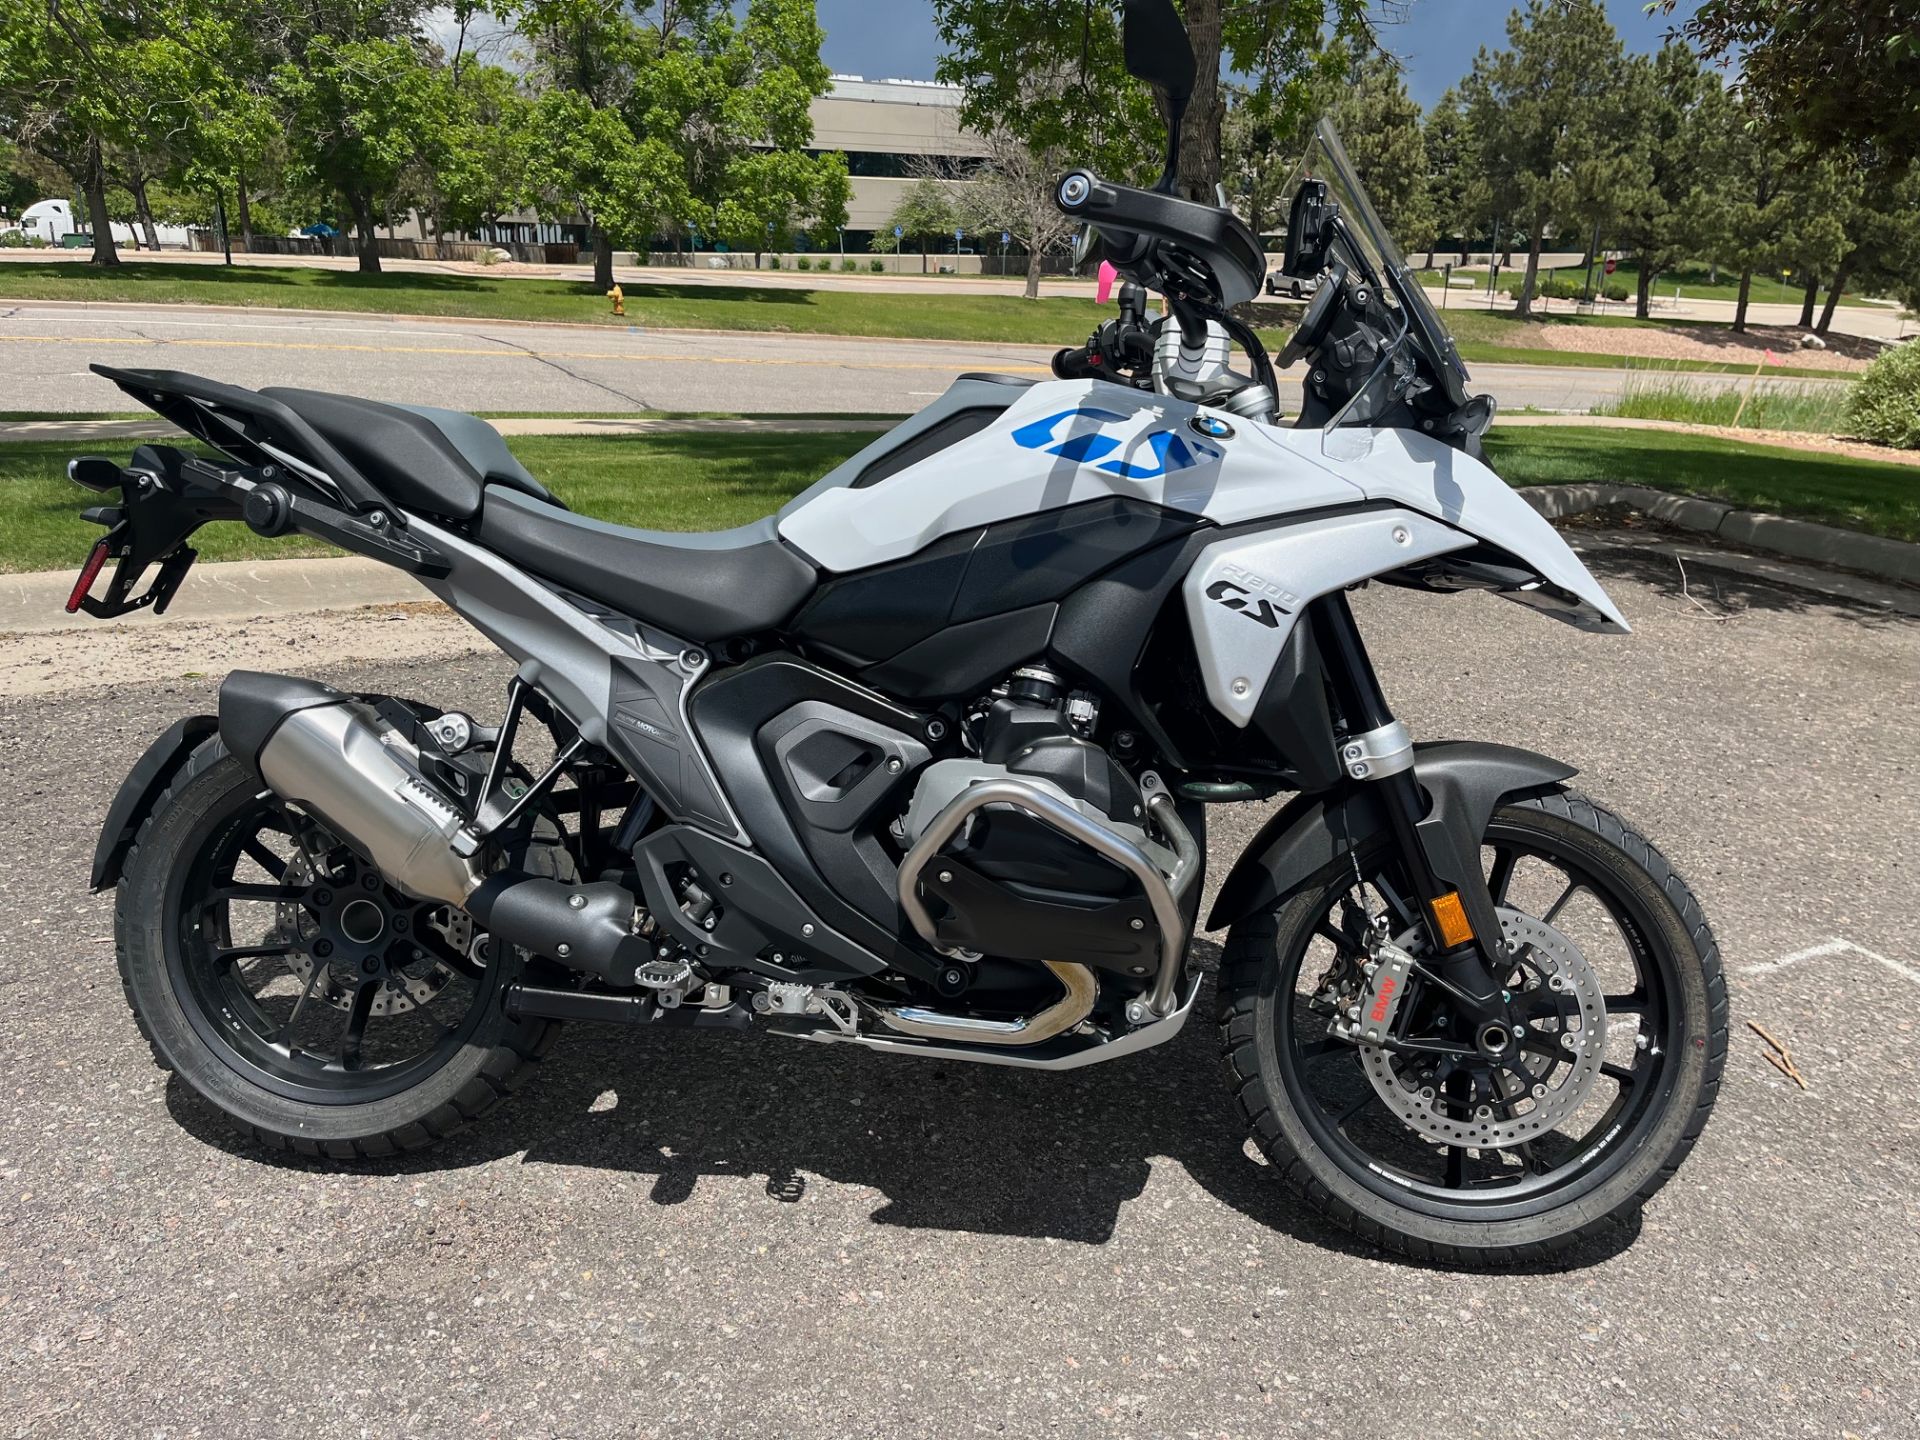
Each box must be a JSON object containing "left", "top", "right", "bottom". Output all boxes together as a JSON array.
[{"left": 165, "top": 943, "right": 1637, "bottom": 1272}]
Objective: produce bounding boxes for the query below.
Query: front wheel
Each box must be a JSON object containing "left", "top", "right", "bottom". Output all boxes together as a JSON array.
[{"left": 1218, "top": 788, "right": 1726, "bottom": 1267}]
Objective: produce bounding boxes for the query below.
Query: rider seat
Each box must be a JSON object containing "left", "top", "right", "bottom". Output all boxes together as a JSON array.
[
  {"left": 264, "top": 387, "right": 818, "bottom": 641},
  {"left": 475, "top": 486, "right": 817, "bottom": 642}
]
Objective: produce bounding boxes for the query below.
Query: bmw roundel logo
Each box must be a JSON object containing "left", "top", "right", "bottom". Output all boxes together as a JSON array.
[{"left": 1190, "top": 414, "right": 1234, "bottom": 441}]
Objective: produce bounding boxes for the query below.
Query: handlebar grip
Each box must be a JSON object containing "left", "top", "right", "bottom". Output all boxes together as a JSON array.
[{"left": 1051, "top": 345, "right": 1098, "bottom": 380}]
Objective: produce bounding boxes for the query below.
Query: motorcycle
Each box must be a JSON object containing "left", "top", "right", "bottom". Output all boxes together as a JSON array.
[{"left": 66, "top": 0, "right": 1723, "bottom": 1266}]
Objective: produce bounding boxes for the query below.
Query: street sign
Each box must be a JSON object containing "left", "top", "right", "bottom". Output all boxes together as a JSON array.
[
  {"left": 1001, "top": 230, "right": 1010, "bottom": 245},
  {"left": 893, "top": 225, "right": 902, "bottom": 237},
  {"left": 955, "top": 228, "right": 964, "bottom": 241},
  {"left": 1603, "top": 257, "right": 1617, "bottom": 275}
]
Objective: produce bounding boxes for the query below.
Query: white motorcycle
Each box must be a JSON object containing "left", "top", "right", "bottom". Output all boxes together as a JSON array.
[{"left": 69, "top": 0, "right": 1723, "bottom": 1266}]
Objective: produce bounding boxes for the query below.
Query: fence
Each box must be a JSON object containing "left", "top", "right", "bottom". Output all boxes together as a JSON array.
[
  {"left": 187, "top": 233, "right": 578, "bottom": 265},
  {"left": 634, "top": 248, "right": 1080, "bottom": 277}
]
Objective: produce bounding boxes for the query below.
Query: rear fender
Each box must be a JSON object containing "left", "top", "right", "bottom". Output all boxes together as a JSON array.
[
  {"left": 1206, "top": 740, "right": 1576, "bottom": 930},
  {"left": 92, "top": 716, "right": 218, "bottom": 890}
]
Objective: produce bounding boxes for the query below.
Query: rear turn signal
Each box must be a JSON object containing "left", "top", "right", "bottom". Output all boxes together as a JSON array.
[{"left": 1428, "top": 891, "right": 1475, "bottom": 949}]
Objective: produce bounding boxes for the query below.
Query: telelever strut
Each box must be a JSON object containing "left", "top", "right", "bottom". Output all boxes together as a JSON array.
[{"left": 1312, "top": 593, "right": 1510, "bottom": 1024}]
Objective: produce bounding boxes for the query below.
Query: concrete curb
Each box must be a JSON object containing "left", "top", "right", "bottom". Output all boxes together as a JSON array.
[{"left": 1518, "top": 483, "right": 1920, "bottom": 586}]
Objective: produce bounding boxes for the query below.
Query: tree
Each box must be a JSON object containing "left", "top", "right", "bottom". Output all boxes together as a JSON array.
[
  {"left": 1421, "top": 88, "right": 1485, "bottom": 266},
  {"left": 436, "top": 64, "right": 534, "bottom": 237},
  {"left": 1609, "top": 44, "right": 1711, "bottom": 320},
  {"left": 0, "top": 0, "right": 145, "bottom": 264},
  {"left": 954, "top": 128, "right": 1079, "bottom": 298},
  {"left": 1326, "top": 51, "right": 1430, "bottom": 256},
  {"left": 675, "top": 0, "right": 848, "bottom": 263},
  {"left": 522, "top": 87, "right": 684, "bottom": 281},
  {"left": 1221, "top": 81, "right": 1303, "bottom": 245},
  {"left": 508, "top": 0, "right": 840, "bottom": 287},
  {"left": 874, "top": 178, "right": 957, "bottom": 268},
  {"left": 1817, "top": 165, "right": 1920, "bottom": 332},
  {"left": 1467, "top": 0, "right": 1634, "bottom": 318},
  {"left": 273, "top": 34, "right": 449, "bottom": 273},
  {"left": 1658, "top": 2, "right": 1920, "bottom": 169},
  {"left": 933, "top": 1, "right": 1381, "bottom": 202}
]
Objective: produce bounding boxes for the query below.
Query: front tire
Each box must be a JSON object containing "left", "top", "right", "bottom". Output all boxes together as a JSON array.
[
  {"left": 114, "top": 738, "right": 572, "bottom": 1158},
  {"left": 1218, "top": 788, "right": 1726, "bottom": 1267}
]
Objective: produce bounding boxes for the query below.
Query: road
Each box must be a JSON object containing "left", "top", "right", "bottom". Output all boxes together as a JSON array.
[
  {"left": 3, "top": 248, "right": 1909, "bottom": 339},
  {"left": 0, "top": 302, "right": 1849, "bottom": 417},
  {"left": 1, "top": 544, "right": 1915, "bottom": 1437}
]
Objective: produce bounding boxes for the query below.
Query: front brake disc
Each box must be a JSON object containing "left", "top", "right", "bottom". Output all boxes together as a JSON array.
[{"left": 1357, "top": 908, "right": 1609, "bottom": 1150}]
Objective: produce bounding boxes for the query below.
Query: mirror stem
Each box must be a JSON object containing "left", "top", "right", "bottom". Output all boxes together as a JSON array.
[{"left": 1156, "top": 97, "right": 1186, "bottom": 196}]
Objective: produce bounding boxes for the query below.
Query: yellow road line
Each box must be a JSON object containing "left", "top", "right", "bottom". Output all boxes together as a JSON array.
[{"left": 0, "top": 333, "right": 1052, "bottom": 374}]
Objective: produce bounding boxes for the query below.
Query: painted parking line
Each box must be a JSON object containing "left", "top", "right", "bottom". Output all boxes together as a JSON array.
[{"left": 1742, "top": 937, "right": 1920, "bottom": 987}]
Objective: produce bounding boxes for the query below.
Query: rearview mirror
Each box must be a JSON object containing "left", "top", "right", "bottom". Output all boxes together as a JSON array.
[{"left": 1122, "top": 0, "right": 1194, "bottom": 104}]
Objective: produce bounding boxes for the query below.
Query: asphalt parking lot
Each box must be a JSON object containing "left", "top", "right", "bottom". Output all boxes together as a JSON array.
[{"left": 2, "top": 543, "right": 1915, "bottom": 1438}]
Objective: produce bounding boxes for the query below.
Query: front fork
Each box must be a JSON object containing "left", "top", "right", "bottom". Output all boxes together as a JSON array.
[{"left": 1311, "top": 592, "right": 1512, "bottom": 1030}]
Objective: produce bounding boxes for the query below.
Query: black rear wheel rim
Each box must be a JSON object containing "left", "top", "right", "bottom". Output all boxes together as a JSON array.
[
  {"left": 165, "top": 788, "right": 503, "bottom": 1106},
  {"left": 1273, "top": 813, "right": 1686, "bottom": 1221}
]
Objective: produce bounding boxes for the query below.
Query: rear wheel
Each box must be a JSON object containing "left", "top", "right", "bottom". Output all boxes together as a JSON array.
[
  {"left": 1218, "top": 789, "right": 1725, "bottom": 1267},
  {"left": 114, "top": 738, "right": 573, "bottom": 1158}
]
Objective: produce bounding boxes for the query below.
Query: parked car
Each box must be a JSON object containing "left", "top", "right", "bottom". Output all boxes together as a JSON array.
[{"left": 1265, "top": 267, "right": 1318, "bottom": 300}]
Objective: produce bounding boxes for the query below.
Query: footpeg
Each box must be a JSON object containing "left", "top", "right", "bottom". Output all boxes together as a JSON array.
[{"left": 635, "top": 957, "right": 697, "bottom": 1007}]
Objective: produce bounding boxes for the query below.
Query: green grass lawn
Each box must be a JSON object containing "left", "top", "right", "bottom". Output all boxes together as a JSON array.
[
  {"left": 1415, "top": 260, "right": 1881, "bottom": 310},
  {"left": 5, "top": 423, "right": 1913, "bottom": 578},
  {"left": 0, "top": 259, "right": 1862, "bottom": 378},
  {"left": 1430, "top": 310, "right": 1856, "bottom": 378},
  {"left": 1485, "top": 427, "right": 1920, "bottom": 541},
  {"left": 0, "top": 431, "right": 867, "bottom": 574},
  {"left": 0, "top": 260, "right": 1109, "bottom": 345}
]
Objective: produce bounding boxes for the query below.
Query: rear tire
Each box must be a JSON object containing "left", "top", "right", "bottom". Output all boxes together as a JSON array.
[
  {"left": 115, "top": 737, "right": 572, "bottom": 1159},
  {"left": 1217, "top": 788, "right": 1726, "bottom": 1267}
]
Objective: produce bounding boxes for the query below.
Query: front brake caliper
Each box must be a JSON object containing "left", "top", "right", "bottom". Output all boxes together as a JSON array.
[{"left": 1335, "top": 938, "right": 1416, "bottom": 1046}]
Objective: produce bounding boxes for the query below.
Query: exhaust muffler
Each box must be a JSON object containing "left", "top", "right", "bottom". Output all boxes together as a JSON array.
[
  {"left": 218, "top": 672, "right": 650, "bottom": 983},
  {"left": 220, "top": 672, "right": 482, "bottom": 907}
]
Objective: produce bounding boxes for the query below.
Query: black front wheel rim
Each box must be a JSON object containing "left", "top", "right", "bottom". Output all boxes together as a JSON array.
[{"left": 1273, "top": 815, "right": 1687, "bottom": 1221}]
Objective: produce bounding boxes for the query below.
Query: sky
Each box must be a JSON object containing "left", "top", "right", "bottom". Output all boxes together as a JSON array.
[{"left": 816, "top": 0, "right": 1711, "bottom": 110}]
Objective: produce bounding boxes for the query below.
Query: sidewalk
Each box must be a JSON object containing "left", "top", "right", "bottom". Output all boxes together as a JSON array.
[
  {"left": 2, "top": 555, "right": 424, "bottom": 634},
  {"left": 0, "top": 415, "right": 896, "bottom": 444}
]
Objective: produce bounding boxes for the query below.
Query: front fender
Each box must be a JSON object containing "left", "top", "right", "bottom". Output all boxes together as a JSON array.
[
  {"left": 92, "top": 715, "right": 217, "bottom": 890},
  {"left": 1206, "top": 740, "right": 1576, "bottom": 931}
]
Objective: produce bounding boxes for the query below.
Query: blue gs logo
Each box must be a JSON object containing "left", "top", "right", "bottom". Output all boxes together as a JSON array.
[{"left": 1011, "top": 406, "right": 1223, "bottom": 480}]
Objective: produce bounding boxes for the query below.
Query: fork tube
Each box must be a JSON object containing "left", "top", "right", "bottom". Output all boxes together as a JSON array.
[{"left": 1311, "top": 593, "right": 1506, "bottom": 1016}]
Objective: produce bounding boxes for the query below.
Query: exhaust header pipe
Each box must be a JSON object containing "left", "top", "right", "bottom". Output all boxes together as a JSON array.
[{"left": 219, "top": 672, "right": 482, "bottom": 908}]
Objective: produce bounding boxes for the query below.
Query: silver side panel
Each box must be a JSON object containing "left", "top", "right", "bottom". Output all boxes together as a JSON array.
[
  {"left": 1183, "top": 508, "right": 1474, "bottom": 727},
  {"left": 405, "top": 515, "right": 747, "bottom": 842}
]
